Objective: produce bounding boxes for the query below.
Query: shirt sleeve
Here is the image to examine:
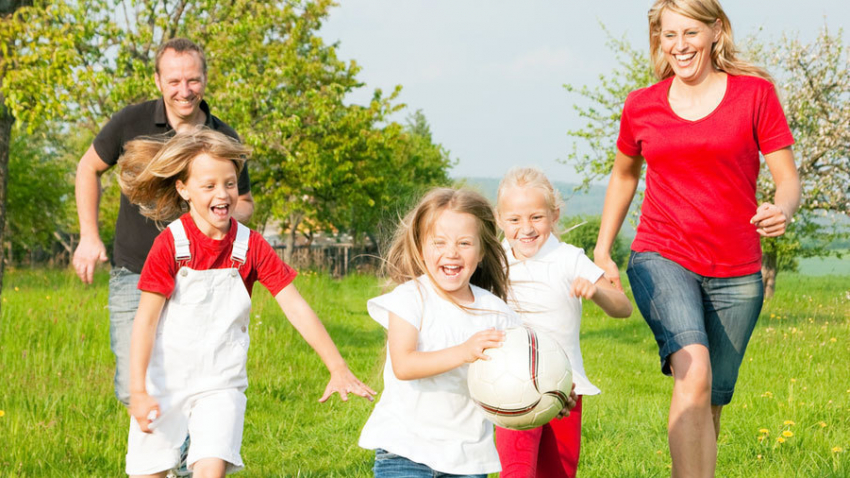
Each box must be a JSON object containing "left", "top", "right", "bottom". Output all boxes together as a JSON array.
[
  {"left": 755, "top": 82, "right": 795, "bottom": 154},
  {"left": 366, "top": 281, "right": 424, "bottom": 330},
  {"left": 616, "top": 91, "right": 641, "bottom": 157},
  {"left": 250, "top": 232, "right": 297, "bottom": 297},
  {"left": 92, "top": 107, "right": 129, "bottom": 166},
  {"left": 137, "top": 229, "right": 179, "bottom": 297},
  {"left": 561, "top": 244, "right": 604, "bottom": 285}
]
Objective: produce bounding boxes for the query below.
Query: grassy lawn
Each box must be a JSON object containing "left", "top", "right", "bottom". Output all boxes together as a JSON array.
[{"left": 0, "top": 268, "right": 847, "bottom": 476}]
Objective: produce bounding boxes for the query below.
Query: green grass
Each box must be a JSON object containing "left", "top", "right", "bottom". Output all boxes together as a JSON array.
[{"left": 1, "top": 269, "right": 848, "bottom": 476}]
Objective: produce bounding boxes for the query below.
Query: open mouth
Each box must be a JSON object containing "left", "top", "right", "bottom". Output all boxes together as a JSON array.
[
  {"left": 519, "top": 236, "right": 538, "bottom": 244},
  {"left": 440, "top": 265, "right": 462, "bottom": 277},
  {"left": 211, "top": 204, "right": 230, "bottom": 219},
  {"left": 674, "top": 52, "right": 696, "bottom": 64}
]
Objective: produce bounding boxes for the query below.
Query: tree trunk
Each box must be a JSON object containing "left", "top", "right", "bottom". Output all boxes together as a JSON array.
[
  {"left": 0, "top": 96, "right": 14, "bottom": 293},
  {"left": 283, "top": 213, "right": 302, "bottom": 265},
  {"left": 761, "top": 251, "right": 777, "bottom": 300}
]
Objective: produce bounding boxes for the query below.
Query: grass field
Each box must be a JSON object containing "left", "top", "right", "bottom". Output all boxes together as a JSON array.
[{"left": 1, "top": 268, "right": 847, "bottom": 477}]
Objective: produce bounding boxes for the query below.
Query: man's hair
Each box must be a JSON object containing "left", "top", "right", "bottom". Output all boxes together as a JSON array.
[{"left": 155, "top": 38, "right": 207, "bottom": 76}]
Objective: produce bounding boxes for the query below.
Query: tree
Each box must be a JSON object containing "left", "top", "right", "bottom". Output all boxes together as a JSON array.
[
  {"left": 560, "top": 215, "right": 629, "bottom": 268},
  {"left": 563, "top": 26, "right": 849, "bottom": 298}
]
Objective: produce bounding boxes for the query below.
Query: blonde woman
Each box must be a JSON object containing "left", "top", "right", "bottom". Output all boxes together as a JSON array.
[{"left": 593, "top": 0, "right": 800, "bottom": 476}]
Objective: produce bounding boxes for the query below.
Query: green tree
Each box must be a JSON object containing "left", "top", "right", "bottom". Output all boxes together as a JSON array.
[
  {"left": 560, "top": 215, "right": 629, "bottom": 268},
  {"left": 563, "top": 26, "right": 849, "bottom": 298}
]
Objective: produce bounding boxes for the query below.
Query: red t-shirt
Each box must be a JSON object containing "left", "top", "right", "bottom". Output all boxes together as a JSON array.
[
  {"left": 138, "top": 214, "right": 297, "bottom": 298},
  {"left": 617, "top": 74, "right": 794, "bottom": 277}
]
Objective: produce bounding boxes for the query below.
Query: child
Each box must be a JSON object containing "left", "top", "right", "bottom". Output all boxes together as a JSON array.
[
  {"left": 119, "top": 129, "right": 375, "bottom": 478},
  {"left": 359, "top": 188, "right": 540, "bottom": 478},
  {"left": 495, "top": 167, "right": 632, "bottom": 478}
]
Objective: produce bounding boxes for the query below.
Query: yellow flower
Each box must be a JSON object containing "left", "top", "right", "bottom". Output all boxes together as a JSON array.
[
  {"left": 759, "top": 428, "right": 770, "bottom": 434},
  {"left": 0, "top": 410, "right": 5, "bottom": 417},
  {"left": 14, "top": 287, "right": 19, "bottom": 291},
  {"left": 819, "top": 422, "right": 827, "bottom": 428},
  {"left": 757, "top": 454, "right": 763, "bottom": 460},
  {"left": 830, "top": 337, "right": 837, "bottom": 342},
  {"left": 784, "top": 420, "right": 795, "bottom": 426},
  {"left": 782, "top": 430, "right": 794, "bottom": 438},
  {"left": 758, "top": 436, "right": 765, "bottom": 442},
  {"left": 777, "top": 437, "right": 786, "bottom": 443},
  {"left": 833, "top": 447, "right": 844, "bottom": 453}
]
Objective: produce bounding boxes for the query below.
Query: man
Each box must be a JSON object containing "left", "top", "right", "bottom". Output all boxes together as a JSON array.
[{"left": 73, "top": 38, "right": 253, "bottom": 407}]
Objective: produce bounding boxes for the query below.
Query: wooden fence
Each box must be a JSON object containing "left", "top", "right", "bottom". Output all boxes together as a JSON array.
[{"left": 273, "top": 243, "right": 380, "bottom": 277}]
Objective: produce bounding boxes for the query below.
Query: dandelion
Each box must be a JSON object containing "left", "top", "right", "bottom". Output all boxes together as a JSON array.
[
  {"left": 830, "top": 338, "right": 837, "bottom": 342},
  {"left": 784, "top": 420, "right": 795, "bottom": 426},
  {"left": 0, "top": 410, "right": 4, "bottom": 417},
  {"left": 760, "top": 428, "right": 770, "bottom": 434},
  {"left": 790, "top": 378, "right": 796, "bottom": 383},
  {"left": 757, "top": 454, "right": 763, "bottom": 460},
  {"left": 782, "top": 430, "right": 794, "bottom": 438},
  {"left": 777, "top": 437, "right": 786, "bottom": 443},
  {"left": 819, "top": 422, "right": 827, "bottom": 428},
  {"left": 758, "top": 436, "right": 765, "bottom": 442},
  {"left": 833, "top": 447, "right": 844, "bottom": 453},
  {"left": 14, "top": 287, "right": 19, "bottom": 291}
]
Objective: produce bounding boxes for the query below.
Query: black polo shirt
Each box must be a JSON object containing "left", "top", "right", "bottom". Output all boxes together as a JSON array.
[{"left": 93, "top": 98, "right": 251, "bottom": 273}]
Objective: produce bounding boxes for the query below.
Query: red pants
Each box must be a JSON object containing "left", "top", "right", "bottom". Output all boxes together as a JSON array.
[{"left": 495, "top": 396, "right": 583, "bottom": 478}]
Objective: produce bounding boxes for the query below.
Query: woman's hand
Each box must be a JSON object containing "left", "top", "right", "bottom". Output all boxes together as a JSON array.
[
  {"left": 750, "top": 202, "right": 790, "bottom": 237},
  {"left": 460, "top": 329, "right": 506, "bottom": 364},
  {"left": 129, "top": 391, "right": 160, "bottom": 433},
  {"left": 594, "top": 253, "right": 624, "bottom": 292},
  {"left": 320, "top": 367, "right": 377, "bottom": 403}
]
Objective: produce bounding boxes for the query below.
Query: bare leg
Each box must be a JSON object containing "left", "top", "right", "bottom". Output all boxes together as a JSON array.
[
  {"left": 711, "top": 405, "right": 723, "bottom": 441},
  {"left": 668, "top": 344, "right": 716, "bottom": 478},
  {"left": 192, "top": 458, "right": 227, "bottom": 478},
  {"left": 129, "top": 472, "right": 167, "bottom": 478}
]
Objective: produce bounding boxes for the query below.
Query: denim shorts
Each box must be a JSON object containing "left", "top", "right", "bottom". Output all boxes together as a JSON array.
[
  {"left": 373, "top": 449, "right": 487, "bottom": 478},
  {"left": 626, "top": 251, "right": 764, "bottom": 405}
]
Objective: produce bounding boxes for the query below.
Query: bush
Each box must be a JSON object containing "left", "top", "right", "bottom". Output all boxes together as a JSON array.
[{"left": 559, "top": 214, "right": 630, "bottom": 268}]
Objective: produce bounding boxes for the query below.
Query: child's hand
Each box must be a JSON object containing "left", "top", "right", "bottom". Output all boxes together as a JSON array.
[
  {"left": 461, "top": 329, "right": 506, "bottom": 364},
  {"left": 129, "top": 391, "right": 160, "bottom": 433},
  {"left": 320, "top": 367, "right": 377, "bottom": 403},
  {"left": 570, "top": 277, "right": 597, "bottom": 300},
  {"left": 556, "top": 383, "right": 578, "bottom": 419}
]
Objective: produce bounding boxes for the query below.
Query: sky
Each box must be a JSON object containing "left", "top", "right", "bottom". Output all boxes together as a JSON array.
[{"left": 319, "top": 0, "right": 850, "bottom": 183}]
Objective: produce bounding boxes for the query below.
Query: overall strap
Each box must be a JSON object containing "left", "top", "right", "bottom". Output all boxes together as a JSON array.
[
  {"left": 231, "top": 222, "right": 250, "bottom": 264},
  {"left": 168, "top": 219, "right": 191, "bottom": 262}
]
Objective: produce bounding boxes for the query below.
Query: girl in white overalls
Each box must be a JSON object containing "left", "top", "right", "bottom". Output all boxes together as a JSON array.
[{"left": 118, "top": 130, "right": 376, "bottom": 478}]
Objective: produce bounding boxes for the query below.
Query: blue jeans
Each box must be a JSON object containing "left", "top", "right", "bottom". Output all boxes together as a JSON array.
[
  {"left": 373, "top": 449, "right": 487, "bottom": 478},
  {"left": 108, "top": 267, "right": 142, "bottom": 407},
  {"left": 627, "top": 251, "right": 764, "bottom": 405}
]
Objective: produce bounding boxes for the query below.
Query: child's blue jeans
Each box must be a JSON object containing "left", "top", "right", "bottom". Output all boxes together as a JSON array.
[{"left": 373, "top": 449, "right": 487, "bottom": 478}]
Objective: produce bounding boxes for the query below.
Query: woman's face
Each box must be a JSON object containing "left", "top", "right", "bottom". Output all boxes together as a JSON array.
[{"left": 659, "top": 9, "right": 721, "bottom": 85}]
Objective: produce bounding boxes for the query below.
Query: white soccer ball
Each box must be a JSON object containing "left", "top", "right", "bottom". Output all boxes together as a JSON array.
[{"left": 468, "top": 326, "right": 573, "bottom": 430}]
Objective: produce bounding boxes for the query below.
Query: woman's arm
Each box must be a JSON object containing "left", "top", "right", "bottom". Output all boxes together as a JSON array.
[
  {"left": 275, "top": 283, "right": 376, "bottom": 402},
  {"left": 128, "top": 291, "right": 167, "bottom": 433},
  {"left": 593, "top": 150, "right": 644, "bottom": 291},
  {"left": 388, "top": 312, "right": 505, "bottom": 381},
  {"left": 750, "top": 147, "right": 801, "bottom": 237}
]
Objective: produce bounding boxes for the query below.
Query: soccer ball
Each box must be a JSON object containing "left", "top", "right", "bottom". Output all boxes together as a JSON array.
[{"left": 467, "top": 326, "right": 573, "bottom": 430}]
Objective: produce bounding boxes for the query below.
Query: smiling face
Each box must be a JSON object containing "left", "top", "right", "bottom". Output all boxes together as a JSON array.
[
  {"left": 659, "top": 9, "right": 721, "bottom": 85},
  {"left": 498, "top": 186, "right": 558, "bottom": 260},
  {"left": 154, "top": 49, "right": 206, "bottom": 125},
  {"left": 176, "top": 153, "right": 239, "bottom": 240},
  {"left": 422, "top": 208, "right": 483, "bottom": 304}
]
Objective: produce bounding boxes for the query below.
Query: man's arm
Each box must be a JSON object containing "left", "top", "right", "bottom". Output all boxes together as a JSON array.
[
  {"left": 73, "top": 145, "right": 111, "bottom": 284},
  {"left": 234, "top": 191, "right": 254, "bottom": 223}
]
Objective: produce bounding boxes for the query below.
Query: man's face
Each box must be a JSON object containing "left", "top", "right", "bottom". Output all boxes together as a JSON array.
[{"left": 154, "top": 49, "right": 206, "bottom": 123}]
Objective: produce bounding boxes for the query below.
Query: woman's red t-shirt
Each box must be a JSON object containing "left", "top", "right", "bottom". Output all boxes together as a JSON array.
[
  {"left": 617, "top": 74, "right": 794, "bottom": 277},
  {"left": 138, "top": 214, "right": 297, "bottom": 298}
]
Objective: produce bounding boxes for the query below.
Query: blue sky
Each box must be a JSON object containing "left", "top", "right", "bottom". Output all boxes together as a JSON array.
[{"left": 320, "top": 1, "right": 850, "bottom": 183}]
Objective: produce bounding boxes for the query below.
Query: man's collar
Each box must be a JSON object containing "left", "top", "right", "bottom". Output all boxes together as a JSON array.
[{"left": 154, "top": 98, "right": 212, "bottom": 127}]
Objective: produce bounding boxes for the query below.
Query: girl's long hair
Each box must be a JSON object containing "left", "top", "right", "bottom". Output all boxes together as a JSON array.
[
  {"left": 118, "top": 128, "right": 250, "bottom": 222},
  {"left": 648, "top": 0, "right": 773, "bottom": 83},
  {"left": 384, "top": 187, "right": 509, "bottom": 306}
]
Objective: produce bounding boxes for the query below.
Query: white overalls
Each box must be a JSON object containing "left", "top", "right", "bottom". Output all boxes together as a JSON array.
[{"left": 126, "top": 219, "right": 252, "bottom": 475}]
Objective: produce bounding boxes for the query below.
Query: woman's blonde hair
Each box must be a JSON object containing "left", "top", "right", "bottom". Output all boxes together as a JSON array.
[
  {"left": 384, "top": 187, "right": 509, "bottom": 306},
  {"left": 496, "top": 167, "right": 564, "bottom": 234},
  {"left": 648, "top": 0, "right": 773, "bottom": 83},
  {"left": 118, "top": 128, "right": 250, "bottom": 222}
]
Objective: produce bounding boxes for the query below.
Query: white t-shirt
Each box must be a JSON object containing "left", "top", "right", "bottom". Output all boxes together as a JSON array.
[
  {"left": 359, "top": 276, "right": 520, "bottom": 474},
  {"left": 504, "top": 235, "right": 605, "bottom": 396}
]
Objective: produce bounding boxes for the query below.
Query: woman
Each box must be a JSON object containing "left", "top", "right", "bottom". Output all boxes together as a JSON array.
[{"left": 592, "top": 0, "right": 801, "bottom": 476}]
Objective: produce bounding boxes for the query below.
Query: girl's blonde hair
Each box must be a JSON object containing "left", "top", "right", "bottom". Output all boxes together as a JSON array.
[
  {"left": 648, "top": 0, "right": 773, "bottom": 83},
  {"left": 496, "top": 167, "right": 564, "bottom": 233},
  {"left": 118, "top": 128, "right": 250, "bottom": 222},
  {"left": 384, "top": 187, "right": 509, "bottom": 305}
]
